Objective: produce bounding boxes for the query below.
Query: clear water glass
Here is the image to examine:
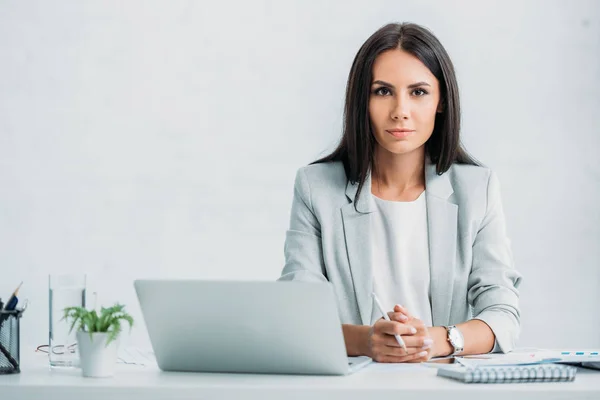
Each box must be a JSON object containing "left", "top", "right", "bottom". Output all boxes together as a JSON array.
[{"left": 48, "top": 274, "right": 86, "bottom": 368}]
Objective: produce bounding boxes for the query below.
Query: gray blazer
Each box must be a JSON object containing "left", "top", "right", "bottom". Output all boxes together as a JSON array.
[{"left": 278, "top": 160, "right": 522, "bottom": 353}]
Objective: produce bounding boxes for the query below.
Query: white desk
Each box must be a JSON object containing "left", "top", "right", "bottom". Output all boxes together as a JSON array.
[{"left": 2, "top": 352, "right": 600, "bottom": 400}]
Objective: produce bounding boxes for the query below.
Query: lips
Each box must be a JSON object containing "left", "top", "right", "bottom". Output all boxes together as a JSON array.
[{"left": 386, "top": 129, "right": 415, "bottom": 139}]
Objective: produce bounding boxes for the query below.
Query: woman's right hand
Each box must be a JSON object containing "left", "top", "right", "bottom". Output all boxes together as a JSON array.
[{"left": 366, "top": 319, "right": 430, "bottom": 363}]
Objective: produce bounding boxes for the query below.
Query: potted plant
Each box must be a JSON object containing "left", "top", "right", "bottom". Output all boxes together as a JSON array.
[{"left": 63, "top": 303, "right": 134, "bottom": 378}]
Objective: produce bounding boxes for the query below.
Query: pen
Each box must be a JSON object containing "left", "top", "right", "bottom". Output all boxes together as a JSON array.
[
  {"left": 3, "top": 282, "right": 23, "bottom": 311},
  {"left": 371, "top": 292, "right": 407, "bottom": 353}
]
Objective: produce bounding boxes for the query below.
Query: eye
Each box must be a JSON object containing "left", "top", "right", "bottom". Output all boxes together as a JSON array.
[
  {"left": 412, "top": 88, "right": 429, "bottom": 96},
  {"left": 373, "top": 87, "right": 392, "bottom": 96}
]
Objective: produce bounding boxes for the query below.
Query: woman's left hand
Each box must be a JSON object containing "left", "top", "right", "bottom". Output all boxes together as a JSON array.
[{"left": 387, "top": 305, "right": 434, "bottom": 363}]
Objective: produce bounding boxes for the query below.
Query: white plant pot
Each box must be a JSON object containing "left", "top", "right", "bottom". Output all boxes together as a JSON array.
[{"left": 76, "top": 331, "right": 119, "bottom": 378}]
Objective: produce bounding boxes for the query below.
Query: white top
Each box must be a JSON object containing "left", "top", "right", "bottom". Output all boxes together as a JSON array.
[{"left": 370, "top": 190, "right": 433, "bottom": 326}]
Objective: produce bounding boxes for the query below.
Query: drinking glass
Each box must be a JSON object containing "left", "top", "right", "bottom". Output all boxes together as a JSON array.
[{"left": 48, "top": 274, "right": 86, "bottom": 367}]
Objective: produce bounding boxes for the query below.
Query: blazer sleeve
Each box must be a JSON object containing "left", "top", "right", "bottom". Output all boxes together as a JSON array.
[
  {"left": 468, "top": 170, "right": 522, "bottom": 353},
  {"left": 278, "top": 168, "right": 328, "bottom": 283}
]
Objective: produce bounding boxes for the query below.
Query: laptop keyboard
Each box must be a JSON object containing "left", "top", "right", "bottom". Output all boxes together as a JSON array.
[{"left": 118, "top": 347, "right": 156, "bottom": 366}]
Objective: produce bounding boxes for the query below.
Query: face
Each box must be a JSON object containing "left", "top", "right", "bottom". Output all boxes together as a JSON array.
[{"left": 369, "top": 49, "right": 442, "bottom": 158}]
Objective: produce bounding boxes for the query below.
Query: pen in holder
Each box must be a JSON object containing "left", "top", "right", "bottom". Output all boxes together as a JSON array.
[{"left": 0, "top": 309, "right": 23, "bottom": 374}]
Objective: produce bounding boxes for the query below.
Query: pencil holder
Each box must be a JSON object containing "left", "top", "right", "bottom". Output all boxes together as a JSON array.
[{"left": 0, "top": 310, "right": 22, "bottom": 374}]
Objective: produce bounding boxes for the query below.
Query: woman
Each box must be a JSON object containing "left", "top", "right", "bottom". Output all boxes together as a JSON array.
[{"left": 279, "top": 22, "right": 522, "bottom": 363}]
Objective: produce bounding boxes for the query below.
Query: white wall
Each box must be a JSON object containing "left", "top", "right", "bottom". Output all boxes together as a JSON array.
[{"left": 1, "top": 0, "right": 598, "bottom": 350}]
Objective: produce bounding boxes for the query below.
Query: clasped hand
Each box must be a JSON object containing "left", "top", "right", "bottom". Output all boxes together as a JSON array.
[{"left": 367, "top": 305, "right": 433, "bottom": 363}]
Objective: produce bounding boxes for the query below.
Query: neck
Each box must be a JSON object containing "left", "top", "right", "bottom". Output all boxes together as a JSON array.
[{"left": 372, "top": 147, "right": 426, "bottom": 198}]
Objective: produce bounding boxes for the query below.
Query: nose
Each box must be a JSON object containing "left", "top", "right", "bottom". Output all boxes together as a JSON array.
[{"left": 390, "top": 95, "right": 409, "bottom": 120}]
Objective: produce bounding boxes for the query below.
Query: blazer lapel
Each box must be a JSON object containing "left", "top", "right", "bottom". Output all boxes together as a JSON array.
[
  {"left": 341, "top": 172, "right": 376, "bottom": 325},
  {"left": 340, "top": 163, "right": 458, "bottom": 327},
  {"left": 425, "top": 163, "right": 458, "bottom": 327}
]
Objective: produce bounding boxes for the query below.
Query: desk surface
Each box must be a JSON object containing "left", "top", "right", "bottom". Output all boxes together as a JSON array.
[{"left": 2, "top": 352, "right": 600, "bottom": 400}]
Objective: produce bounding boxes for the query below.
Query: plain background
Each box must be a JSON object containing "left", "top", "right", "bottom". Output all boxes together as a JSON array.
[{"left": 0, "top": 0, "right": 598, "bottom": 351}]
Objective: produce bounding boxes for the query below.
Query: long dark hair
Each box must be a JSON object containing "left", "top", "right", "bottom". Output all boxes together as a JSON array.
[{"left": 313, "top": 22, "right": 478, "bottom": 206}]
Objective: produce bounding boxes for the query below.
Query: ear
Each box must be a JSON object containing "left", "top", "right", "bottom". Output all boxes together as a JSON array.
[{"left": 436, "top": 100, "right": 444, "bottom": 113}]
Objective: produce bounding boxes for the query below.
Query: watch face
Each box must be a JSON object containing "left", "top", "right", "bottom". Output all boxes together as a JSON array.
[{"left": 449, "top": 327, "right": 464, "bottom": 348}]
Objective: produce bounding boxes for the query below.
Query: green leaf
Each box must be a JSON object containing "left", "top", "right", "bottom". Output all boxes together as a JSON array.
[
  {"left": 106, "top": 320, "right": 121, "bottom": 346},
  {"left": 62, "top": 306, "right": 87, "bottom": 335},
  {"left": 60, "top": 303, "right": 134, "bottom": 343},
  {"left": 83, "top": 313, "right": 94, "bottom": 332}
]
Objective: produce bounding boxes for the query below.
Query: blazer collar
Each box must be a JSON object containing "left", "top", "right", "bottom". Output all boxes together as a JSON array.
[
  {"left": 344, "top": 169, "right": 375, "bottom": 213},
  {"left": 342, "top": 157, "right": 457, "bottom": 326},
  {"left": 424, "top": 159, "right": 454, "bottom": 199},
  {"left": 344, "top": 158, "right": 454, "bottom": 208}
]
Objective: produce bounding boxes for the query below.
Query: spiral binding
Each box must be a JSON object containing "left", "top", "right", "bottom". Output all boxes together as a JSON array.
[{"left": 439, "top": 364, "right": 577, "bottom": 384}]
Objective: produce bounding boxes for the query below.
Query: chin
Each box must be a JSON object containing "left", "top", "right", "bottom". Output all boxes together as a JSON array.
[{"left": 381, "top": 143, "right": 422, "bottom": 155}]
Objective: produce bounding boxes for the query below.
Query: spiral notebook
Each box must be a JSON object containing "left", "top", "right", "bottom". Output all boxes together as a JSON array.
[{"left": 437, "top": 364, "right": 577, "bottom": 384}]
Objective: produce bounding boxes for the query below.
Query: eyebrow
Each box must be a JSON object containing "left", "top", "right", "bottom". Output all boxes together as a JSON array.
[{"left": 372, "top": 80, "right": 431, "bottom": 89}]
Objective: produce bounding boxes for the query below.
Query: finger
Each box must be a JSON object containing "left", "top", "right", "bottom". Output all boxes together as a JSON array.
[
  {"left": 387, "top": 311, "right": 408, "bottom": 322},
  {"left": 408, "top": 317, "right": 425, "bottom": 328},
  {"left": 375, "top": 320, "right": 417, "bottom": 336},
  {"left": 375, "top": 350, "right": 429, "bottom": 364},
  {"left": 398, "top": 350, "right": 430, "bottom": 362},
  {"left": 380, "top": 342, "right": 427, "bottom": 357},
  {"left": 406, "top": 319, "right": 427, "bottom": 335},
  {"left": 393, "top": 304, "right": 413, "bottom": 319},
  {"left": 405, "top": 349, "right": 432, "bottom": 363},
  {"left": 388, "top": 335, "right": 434, "bottom": 350}
]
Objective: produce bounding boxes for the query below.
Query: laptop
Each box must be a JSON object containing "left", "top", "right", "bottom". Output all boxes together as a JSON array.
[{"left": 134, "top": 279, "right": 371, "bottom": 375}]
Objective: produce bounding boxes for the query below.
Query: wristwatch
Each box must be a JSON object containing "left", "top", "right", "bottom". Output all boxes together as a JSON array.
[{"left": 445, "top": 325, "right": 464, "bottom": 355}]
